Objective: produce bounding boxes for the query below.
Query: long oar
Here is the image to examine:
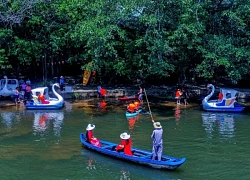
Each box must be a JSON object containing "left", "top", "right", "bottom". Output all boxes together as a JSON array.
[{"left": 144, "top": 88, "right": 154, "bottom": 123}]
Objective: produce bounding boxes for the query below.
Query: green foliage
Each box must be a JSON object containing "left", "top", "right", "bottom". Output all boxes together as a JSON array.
[{"left": 0, "top": 0, "right": 250, "bottom": 85}]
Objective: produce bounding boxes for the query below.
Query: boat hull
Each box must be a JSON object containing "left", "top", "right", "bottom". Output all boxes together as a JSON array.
[
  {"left": 202, "top": 103, "right": 245, "bottom": 112},
  {"left": 25, "top": 103, "right": 64, "bottom": 110},
  {"left": 126, "top": 108, "right": 142, "bottom": 117},
  {"left": 80, "top": 133, "right": 186, "bottom": 170},
  {"left": 118, "top": 96, "right": 139, "bottom": 101}
]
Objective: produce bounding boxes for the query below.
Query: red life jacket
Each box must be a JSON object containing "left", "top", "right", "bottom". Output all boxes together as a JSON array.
[{"left": 116, "top": 139, "right": 133, "bottom": 156}]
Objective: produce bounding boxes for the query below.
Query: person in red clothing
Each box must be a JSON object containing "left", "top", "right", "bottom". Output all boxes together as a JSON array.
[
  {"left": 218, "top": 90, "right": 223, "bottom": 101},
  {"left": 116, "top": 132, "right": 133, "bottom": 156},
  {"left": 38, "top": 93, "right": 44, "bottom": 103},
  {"left": 38, "top": 92, "right": 50, "bottom": 104},
  {"left": 175, "top": 89, "right": 182, "bottom": 105},
  {"left": 127, "top": 102, "right": 136, "bottom": 113},
  {"left": 86, "top": 124, "right": 101, "bottom": 147}
]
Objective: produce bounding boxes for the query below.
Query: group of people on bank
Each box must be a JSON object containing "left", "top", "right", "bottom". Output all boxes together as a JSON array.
[
  {"left": 175, "top": 88, "right": 189, "bottom": 105},
  {"left": 13, "top": 79, "right": 32, "bottom": 104},
  {"left": 13, "top": 76, "right": 65, "bottom": 105}
]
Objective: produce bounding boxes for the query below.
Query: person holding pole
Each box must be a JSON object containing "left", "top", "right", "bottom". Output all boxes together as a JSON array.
[
  {"left": 144, "top": 88, "right": 163, "bottom": 161},
  {"left": 151, "top": 121, "right": 163, "bottom": 161}
]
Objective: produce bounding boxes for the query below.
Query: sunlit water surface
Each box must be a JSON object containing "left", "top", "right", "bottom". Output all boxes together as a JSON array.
[{"left": 0, "top": 100, "right": 250, "bottom": 180}]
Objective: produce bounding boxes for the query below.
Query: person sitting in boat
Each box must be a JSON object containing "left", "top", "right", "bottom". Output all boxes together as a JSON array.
[
  {"left": 86, "top": 124, "right": 101, "bottom": 147},
  {"left": 218, "top": 90, "right": 223, "bottom": 101},
  {"left": 226, "top": 92, "right": 231, "bottom": 99},
  {"left": 133, "top": 101, "right": 141, "bottom": 111},
  {"left": 116, "top": 132, "right": 133, "bottom": 156},
  {"left": 38, "top": 92, "right": 50, "bottom": 104},
  {"left": 127, "top": 102, "right": 136, "bottom": 113}
]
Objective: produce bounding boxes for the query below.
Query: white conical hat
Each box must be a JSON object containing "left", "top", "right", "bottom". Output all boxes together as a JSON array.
[
  {"left": 86, "top": 124, "right": 95, "bottom": 130},
  {"left": 120, "top": 132, "right": 131, "bottom": 140}
]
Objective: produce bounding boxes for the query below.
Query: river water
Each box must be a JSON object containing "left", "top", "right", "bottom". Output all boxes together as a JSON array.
[{"left": 0, "top": 99, "right": 250, "bottom": 180}]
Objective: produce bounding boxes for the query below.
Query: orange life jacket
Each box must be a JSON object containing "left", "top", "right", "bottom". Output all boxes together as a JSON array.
[
  {"left": 128, "top": 103, "right": 136, "bottom": 112},
  {"left": 134, "top": 101, "right": 140, "bottom": 109}
]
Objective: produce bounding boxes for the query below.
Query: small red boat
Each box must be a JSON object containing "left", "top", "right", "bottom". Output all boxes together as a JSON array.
[{"left": 118, "top": 95, "right": 139, "bottom": 101}]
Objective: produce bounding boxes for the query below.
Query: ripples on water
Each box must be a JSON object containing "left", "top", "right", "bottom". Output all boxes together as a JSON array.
[{"left": 0, "top": 100, "right": 250, "bottom": 180}]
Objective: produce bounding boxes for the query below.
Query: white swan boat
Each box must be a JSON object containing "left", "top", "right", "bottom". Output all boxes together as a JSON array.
[
  {"left": 0, "top": 76, "right": 19, "bottom": 97},
  {"left": 202, "top": 84, "right": 245, "bottom": 112},
  {"left": 25, "top": 83, "right": 64, "bottom": 110}
]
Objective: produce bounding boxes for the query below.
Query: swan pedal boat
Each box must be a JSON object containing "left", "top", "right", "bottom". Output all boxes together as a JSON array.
[
  {"left": 80, "top": 133, "right": 186, "bottom": 170},
  {"left": 202, "top": 84, "right": 245, "bottom": 112},
  {"left": 0, "top": 76, "right": 19, "bottom": 97},
  {"left": 25, "top": 83, "right": 64, "bottom": 110}
]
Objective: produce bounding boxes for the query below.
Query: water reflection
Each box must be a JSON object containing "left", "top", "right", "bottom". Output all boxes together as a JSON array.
[
  {"left": 120, "top": 168, "right": 131, "bottom": 180},
  {"left": 202, "top": 113, "right": 235, "bottom": 139},
  {"left": 0, "top": 112, "right": 20, "bottom": 129},
  {"left": 33, "top": 111, "right": 64, "bottom": 136},
  {"left": 81, "top": 150, "right": 172, "bottom": 180},
  {"left": 86, "top": 158, "right": 96, "bottom": 170},
  {"left": 174, "top": 105, "right": 181, "bottom": 125},
  {"left": 127, "top": 114, "right": 140, "bottom": 130},
  {"left": 97, "top": 99, "right": 107, "bottom": 113}
]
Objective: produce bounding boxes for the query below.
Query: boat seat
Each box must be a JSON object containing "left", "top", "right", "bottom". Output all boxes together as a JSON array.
[
  {"left": 32, "top": 95, "right": 40, "bottom": 104},
  {"left": 142, "top": 154, "right": 152, "bottom": 158}
]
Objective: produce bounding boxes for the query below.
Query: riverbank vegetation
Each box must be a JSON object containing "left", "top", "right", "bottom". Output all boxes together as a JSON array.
[{"left": 1, "top": 0, "right": 250, "bottom": 87}]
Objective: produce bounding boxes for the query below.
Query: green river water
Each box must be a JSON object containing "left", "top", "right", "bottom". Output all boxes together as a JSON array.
[{"left": 0, "top": 99, "right": 250, "bottom": 180}]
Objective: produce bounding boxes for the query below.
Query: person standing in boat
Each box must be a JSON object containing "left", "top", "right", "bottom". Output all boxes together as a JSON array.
[
  {"left": 138, "top": 86, "right": 143, "bottom": 103},
  {"left": 116, "top": 132, "right": 133, "bottom": 156},
  {"left": 86, "top": 124, "right": 101, "bottom": 147},
  {"left": 151, "top": 121, "right": 163, "bottom": 161}
]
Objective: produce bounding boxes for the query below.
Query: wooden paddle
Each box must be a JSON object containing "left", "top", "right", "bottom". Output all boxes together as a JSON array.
[{"left": 144, "top": 88, "right": 154, "bottom": 123}]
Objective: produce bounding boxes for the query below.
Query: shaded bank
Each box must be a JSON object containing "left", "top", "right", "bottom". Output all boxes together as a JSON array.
[{"left": 1, "top": 84, "right": 250, "bottom": 110}]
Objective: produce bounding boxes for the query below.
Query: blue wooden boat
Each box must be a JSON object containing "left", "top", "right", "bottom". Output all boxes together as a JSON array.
[{"left": 80, "top": 133, "right": 186, "bottom": 170}]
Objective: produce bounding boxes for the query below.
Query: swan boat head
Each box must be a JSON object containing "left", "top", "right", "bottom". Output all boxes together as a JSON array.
[
  {"left": 0, "top": 76, "right": 17, "bottom": 97},
  {"left": 202, "top": 84, "right": 215, "bottom": 102}
]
